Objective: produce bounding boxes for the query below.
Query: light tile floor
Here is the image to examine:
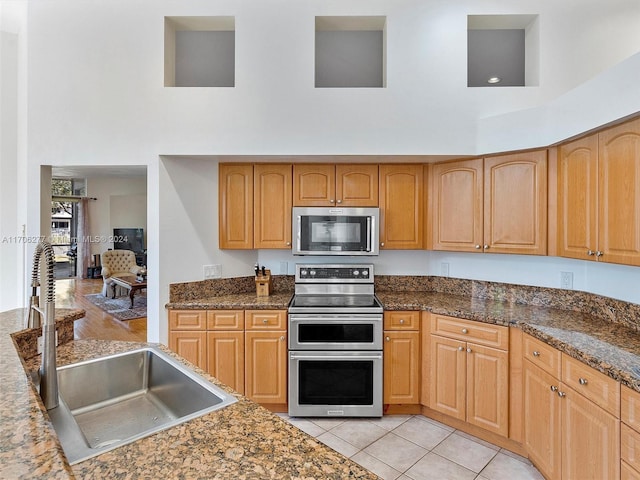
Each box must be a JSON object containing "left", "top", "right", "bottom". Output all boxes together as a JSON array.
[{"left": 279, "top": 414, "right": 545, "bottom": 480}]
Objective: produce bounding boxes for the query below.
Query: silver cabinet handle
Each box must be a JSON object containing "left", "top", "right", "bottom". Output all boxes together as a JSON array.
[
  {"left": 458, "top": 346, "right": 464, "bottom": 351},
  {"left": 462, "top": 328, "right": 468, "bottom": 334},
  {"left": 466, "top": 347, "right": 472, "bottom": 353},
  {"left": 399, "top": 319, "right": 405, "bottom": 324},
  {"left": 558, "top": 391, "right": 566, "bottom": 398},
  {"left": 386, "top": 336, "right": 391, "bottom": 342},
  {"left": 596, "top": 251, "right": 603, "bottom": 257},
  {"left": 380, "top": 242, "right": 385, "bottom": 247},
  {"left": 329, "top": 199, "right": 335, "bottom": 203},
  {"left": 532, "top": 351, "right": 540, "bottom": 357},
  {"left": 484, "top": 244, "right": 490, "bottom": 250},
  {"left": 280, "top": 336, "right": 285, "bottom": 341},
  {"left": 286, "top": 242, "right": 291, "bottom": 246},
  {"left": 263, "top": 319, "right": 268, "bottom": 324},
  {"left": 587, "top": 250, "right": 595, "bottom": 256},
  {"left": 475, "top": 245, "right": 481, "bottom": 249},
  {"left": 336, "top": 199, "right": 342, "bottom": 204},
  {"left": 579, "top": 378, "right": 588, "bottom": 385},
  {"left": 550, "top": 385, "right": 558, "bottom": 392}
]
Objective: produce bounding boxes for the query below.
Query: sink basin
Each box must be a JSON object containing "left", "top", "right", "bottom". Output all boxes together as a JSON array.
[{"left": 47, "top": 347, "right": 237, "bottom": 464}]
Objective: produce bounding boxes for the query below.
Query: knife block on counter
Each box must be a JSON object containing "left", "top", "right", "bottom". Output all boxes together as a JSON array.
[{"left": 255, "top": 270, "right": 272, "bottom": 297}]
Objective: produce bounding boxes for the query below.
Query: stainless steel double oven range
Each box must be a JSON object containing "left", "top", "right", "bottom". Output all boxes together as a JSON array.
[{"left": 288, "top": 264, "right": 383, "bottom": 417}]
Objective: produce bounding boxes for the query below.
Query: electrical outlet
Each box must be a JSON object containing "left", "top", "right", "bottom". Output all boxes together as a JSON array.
[
  {"left": 560, "top": 271, "right": 573, "bottom": 289},
  {"left": 279, "top": 261, "right": 288, "bottom": 274},
  {"left": 441, "top": 262, "right": 450, "bottom": 277},
  {"left": 203, "top": 264, "right": 222, "bottom": 279}
]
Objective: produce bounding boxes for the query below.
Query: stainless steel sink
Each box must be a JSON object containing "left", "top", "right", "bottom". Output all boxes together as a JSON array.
[{"left": 47, "top": 347, "right": 237, "bottom": 464}]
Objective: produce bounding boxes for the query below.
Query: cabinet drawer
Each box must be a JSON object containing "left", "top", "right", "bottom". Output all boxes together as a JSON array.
[
  {"left": 562, "top": 354, "right": 620, "bottom": 416},
  {"left": 623, "top": 423, "right": 640, "bottom": 473},
  {"left": 430, "top": 314, "right": 508, "bottom": 349},
  {"left": 169, "top": 310, "right": 207, "bottom": 331},
  {"left": 623, "top": 385, "right": 640, "bottom": 431},
  {"left": 384, "top": 311, "right": 419, "bottom": 330},
  {"left": 245, "top": 310, "right": 287, "bottom": 330},
  {"left": 522, "top": 334, "right": 562, "bottom": 378},
  {"left": 207, "top": 310, "right": 244, "bottom": 330}
]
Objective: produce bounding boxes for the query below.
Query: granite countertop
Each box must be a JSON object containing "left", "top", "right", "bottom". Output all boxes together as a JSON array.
[
  {"left": 1, "top": 308, "right": 378, "bottom": 480},
  {"left": 165, "top": 292, "right": 292, "bottom": 310}
]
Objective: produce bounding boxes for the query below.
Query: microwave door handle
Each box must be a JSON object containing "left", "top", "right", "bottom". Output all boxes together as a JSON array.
[{"left": 366, "top": 217, "right": 372, "bottom": 252}]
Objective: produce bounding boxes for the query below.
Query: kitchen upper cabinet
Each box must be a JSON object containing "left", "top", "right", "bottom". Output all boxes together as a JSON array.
[
  {"left": 219, "top": 164, "right": 253, "bottom": 249},
  {"left": 254, "top": 164, "right": 292, "bottom": 249},
  {"left": 598, "top": 118, "right": 640, "bottom": 266},
  {"left": 430, "top": 159, "right": 483, "bottom": 252},
  {"left": 384, "top": 311, "right": 420, "bottom": 405},
  {"left": 293, "top": 164, "right": 378, "bottom": 206},
  {"left": 429, "top": 314, "right": 509, "bottom": 437},
  {"left": 379, "top": 164, "right": 424, "bottom": 250},
  {"left": 430, "top": 151, "right": 547, "bottom": 255},
  {"left": 484, "top": 151, "right": 547, "bottom": 255}
]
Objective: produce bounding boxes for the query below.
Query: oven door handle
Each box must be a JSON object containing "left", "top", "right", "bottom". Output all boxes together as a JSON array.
[{"left": 289, "top": 353, "right": 382, "bottom": 361}]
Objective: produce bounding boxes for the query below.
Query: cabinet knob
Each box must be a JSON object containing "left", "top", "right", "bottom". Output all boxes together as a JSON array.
[
  {"left": 386, "top": 336, "right": 391, "bottom": 342},
  {"left": 286, "top": 242, "right": 291, "bottom": 247},
  {"left": 336, "top": 199, "right": 342, "bottom": 204},
  {"left": 466, "top": 347, "right": 472, "bottom": 353},
  {"left": 263, "top": 319, "right": 268, "bottom": 324},
  {"left": 461, "top": 328, "right": 468, "bottom": 334},
  {"left": 380, "top": 242, "right": 385, "bottom": 247},
  {"left": 579, "top": 377, "right": 588, "bottom": 385},
  {"left": 280, "top": 336, "right": 285, "bottom": 341},
  {"left": 483, "top": 244, "right": 490, "bottom": 250},
  {"left": 532, "top": 351, "right": 540, "bottom": 357},
  {"left": 458, "top": 346, "right": 464, "bottom": 351},
  {"left": 475, "top": 244, "right": 481, "bottom": 249},
  {"left": 587, "top": 250, "right": 595, "bottom": 256},
  {"left": 596, "top": 251, "right": 604, "bottom": 257},
  {"left": 550, "top": 385, "right": 558, "bottom": 392},
  {"left": 558, "top": 391, "right": 566, "bottom": 398},
  {"left": 329, "top": 199, "right": 335, "bottom": 203},
  {"left": 399, "top": 319, "right": 405, "bottom": 324}
]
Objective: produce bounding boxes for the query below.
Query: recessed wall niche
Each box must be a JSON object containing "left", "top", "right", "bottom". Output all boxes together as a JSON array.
[
  {"left": 164, "top": 16, "right": 235, "bottom": 87},
  {"left": 467, "top": 14, "right": 539, "bottom": 88},
  {"left": 315, "top": 16, "right": 386, "bottom": 88}
]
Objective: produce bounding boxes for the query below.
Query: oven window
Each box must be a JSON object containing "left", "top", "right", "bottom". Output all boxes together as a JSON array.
[
  {"left": 298, "top": 360, "right": 373, "bottom": 405},
  {"left": 298, "top": 324, "right": 374, "bottom": 343}
]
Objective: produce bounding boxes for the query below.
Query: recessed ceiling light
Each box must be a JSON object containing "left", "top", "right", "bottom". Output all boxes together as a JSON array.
[{"left": 487, "top": 77, "right": 502, "bottom": 84}]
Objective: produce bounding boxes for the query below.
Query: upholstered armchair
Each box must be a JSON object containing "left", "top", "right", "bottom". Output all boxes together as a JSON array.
[{"left": 100, "top": 250, "right": 143, "bottom": 296}]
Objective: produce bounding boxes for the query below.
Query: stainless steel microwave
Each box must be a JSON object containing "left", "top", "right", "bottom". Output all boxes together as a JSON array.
[{"left": 292, "top": 207, "right": 379, "bottom": 256}]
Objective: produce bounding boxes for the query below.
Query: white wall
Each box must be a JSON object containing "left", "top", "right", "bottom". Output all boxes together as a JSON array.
[
  {"left": 3, "top": 0, "right": 639, "bottom": 339},
  {"left": 86, "top": 176, "right": 147, "bottom": 256}
]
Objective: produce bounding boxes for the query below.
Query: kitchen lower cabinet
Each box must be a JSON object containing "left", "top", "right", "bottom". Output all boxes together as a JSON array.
[
  {"left": 428, "top": 314, "right": 509, "bottom": 437},
  {"left": 622, "top": 386, "right": 640, "bottom": 478},
  {"left": 168, "top": 310, "right": 207, "bottom": 370},
  {"left": 522, "top": 333, "right": 621, "bottom": 480},
  {"left": 207, "top": 310, "right": 245, "bottom": 394},
  {"left": 383, "top": 311, "right": 420, "bottom": 404}
]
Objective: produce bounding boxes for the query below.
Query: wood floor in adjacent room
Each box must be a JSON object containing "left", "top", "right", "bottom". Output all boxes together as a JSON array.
[{"left": 55, "top": 277, "right": 147, "bottom": 342}]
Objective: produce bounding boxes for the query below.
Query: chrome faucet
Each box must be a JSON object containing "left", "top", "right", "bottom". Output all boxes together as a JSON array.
[{"left": 27, "top": 241, "right": 59, "bottom": 410}]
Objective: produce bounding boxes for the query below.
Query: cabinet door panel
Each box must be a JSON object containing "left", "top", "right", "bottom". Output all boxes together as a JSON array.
[
  {"left": 207, "top": 331, "right": 244, "bottom": 394},
  {"left": 523, "top": 360, "right": 562, "bottom": 480},
  {"left": 169, "top": 331, "right": 207, "bottom": 370},
  {"left": 379, "top": 164, "right": 424, "bottom": 249},
  {"left": 598, "top": 118, "right": 640, "bottom": 266},
  {"left": 336, "top": 164, "right": 378, "bottom": 206},
  {"left": 466, "top": 343, "right": 509, "bottom": 436},
  {"left": 561, "top": 384, "right": 620, "bottom": 480},
  {"left": 293, "top": 164, "right": 335, "bottom": 206},
  {"left": 429, "top": 335, "right": 466, "bottom": 420},
  {"left": 245, "top": 331, "right": 287, "bottom": 403},
  {"left": 484, "top": 152, "right": 547, "bottom": 255},
  {"left": 169, "top": 310, "right": 207, "bottom": 331},
  {"left": 431, "top": 159, "right": 484, "bottom": 252},
  {"left": 254, "top": 164, "right": 292, "bottom": 248},
  {"left": 219, "top": 164, "right": 253, "bottom": 249},
  {"left": 384, "top": 331, "right": 420, "bottom": 404},
  {"left": 558, "top": 134, "right": 598, "bottom": 260}
]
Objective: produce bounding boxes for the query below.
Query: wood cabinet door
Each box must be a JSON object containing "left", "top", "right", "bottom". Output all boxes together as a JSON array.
[
  {"left": 254, "top": 164, "right": 292, "bottom": 249},
  {"left": 598, "top": 118, "right": 640, "bottom": 266},
  {"left": 466, "top": 343, "right": 509, "bottom": 437},
  {"left": 429, "top": 334, "right": 466, "bottom": 421},
  {"left": 484, "top": 151, "right": 547, "bottom": 255},
  {"left": 169, "top": 331, "right": 207, "bottom": 370},
  {"left": 561, "top": 383, "right": 620, "bottom": 480},
  {"left": 207, "top": 331, "right": 245, "bottom": 394},
  {"left": 219, "top": 164, "right": 253, "bottom": 249},
  {"left": 293, "top": 164, "right": 335, "bottom": 206},
  {"left": 335, "top": 164, "right": 379, "bottom": 206},
  {"left": 379, "top": 164, "right": 424, "bottom": 249},
  {"left": 523, "top": 360, "right": 562, "bottom": 480},
  {"left": 245, "top": 331, "right": 287, "bottom": 404},
  {"left": 558, "top": 134, "right": 599, "bottom": 261},
  {"left": 431, "top": 158, "right": 484, "bottom": 252},
  {"left": 384, "top": 331, "right": 420, "bottom": 404}
]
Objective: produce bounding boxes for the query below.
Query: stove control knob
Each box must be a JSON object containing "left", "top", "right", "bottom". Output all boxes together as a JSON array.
[
  {"left": 353, "top": 270, "right": 359, "bottom": 276},
  {"left": 310, "top": 270, "right": 316, "bottom": 276},
  {"left": 300, "top": 270, "right": 308, "bottom": 276},
  {"left": 361, "top": 270, "right": 369, "bottom": 276}
]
